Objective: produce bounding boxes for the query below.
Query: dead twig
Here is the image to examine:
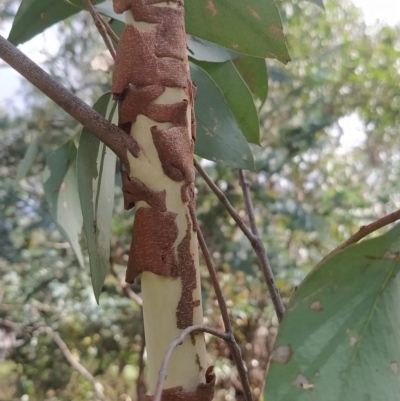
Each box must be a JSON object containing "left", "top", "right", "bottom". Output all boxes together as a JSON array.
[
  {"left": 195, "top": 159, "right": 284, "bottom": 321},
  {"left": 83, "top": 0, "right": 116, "bottom": 59},
  {"left": 197, "top": 227, "right": 254, "bottom": 401},
  {"left": 316, "top": 208, "right": 400, "bottom": 268},
  {"left": 110, "top": 264, "right": 143, "bottom": 307}
]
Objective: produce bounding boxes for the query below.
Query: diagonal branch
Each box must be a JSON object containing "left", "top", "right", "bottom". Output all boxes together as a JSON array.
[
  {"left": 0, "top": 35, "right": 139, "bottom": 167},
  {"left": 195, "top": 159, "right": 285, "bottom": 321},
  {"left": 83, "top": 0, "right": 116, "bottom": 59},
  {"left": 315, "top": 208, "right": 400, "bottom": 268},
  {"left": 197, "top": 227, "right": 254, "bottom": 401}
]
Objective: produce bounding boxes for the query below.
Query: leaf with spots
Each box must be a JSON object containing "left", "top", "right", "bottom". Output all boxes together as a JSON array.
[
  {"left": 193, "top": 59, "right": 260, "bottom": 145},
  {"left": 185, "top": 0, "right": 290, "bottom": 62},
  {"left": 8, "top": 0, "right": 105, "bottom": 46},
  {"left": 43, "top": 140, "right": 84, "bottom": 268},
  {"left": 77, "top": 93, "right": 117, "bottom": 303},
  {"left": 191, "top": 63, "right": 255, "bottom": 170},
  {"left": 265, "top": 224, "right": 400, "bottom": 401}
]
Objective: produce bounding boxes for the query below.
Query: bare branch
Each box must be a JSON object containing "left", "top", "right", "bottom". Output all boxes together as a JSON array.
[
  {"left": 238, "top": 170, "right": 285, "bottom": 321},
  {"left": 197, "top": 228, "right": 254, "bottom": 401},
  {"left": 153, "top": 325, "right": 229, "bottom": 401},
  {"left": 39, "top": 327, "right": 108, "bottom": 401},
  {"left": 99, "top": 17, "right": 120, "bottom": 45},
  {"left": 83, "top": 0, "right": 116, "bottom": 59},
  {"left": 316, "top": 208, "right": 400, "bottom": 268},
  {"left": 110, "top": 264, "right": 143, "bottom": 307},
  {"left": 195, "top": 160, "right": 285, "bottom": 321},
  {"left": 0, "top": 35, "right": 139, "bottom": 167}
]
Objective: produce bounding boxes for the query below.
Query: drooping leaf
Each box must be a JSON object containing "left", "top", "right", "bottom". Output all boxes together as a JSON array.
[
  {"left": 187, "top": 36, "right": 238, "bottom": 62},
  {"left": 43, "top": 141, "right": 84, "bottom": 267},
  {"left": 193, "top": 60, "right": 260, "bottom": 145},
  {"left": 16, "top": 133, "right": 39, "bottom": 182},
  {"left": 299, "top": 0, "right": 325, "bottom": 11},
  {"left": 77, "top": 93, "right": 117, "bottom": 303},
  {"left": 185, "top": 0, "right": 290, "bottom": 62},
  {"left": 7, "top": 0, "right": 104, "bottom": 46},
  {"left": 265, "top": 224, "right": 400, "bottom": 401},
  {"left": 190, "top": 63, "right": 254, "bottom": 170},
  {"left": 233, "top": 56, "right": 268, "bottom": 106}
]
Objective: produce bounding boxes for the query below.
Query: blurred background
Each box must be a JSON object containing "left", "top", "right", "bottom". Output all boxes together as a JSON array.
[{"left": 1, "top": 0, "right": 400, "bottom": 400}]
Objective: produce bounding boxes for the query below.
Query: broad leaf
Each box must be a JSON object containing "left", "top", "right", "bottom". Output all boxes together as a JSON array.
[
  {"left": 16, "top": 133, "right": 39, "bottom": 182},
  {"left": 8, "top": 0, "right": 105, "bottom": 46},
  {"left": 185, "top": 0, "right": 290, "bottom": 62},
  {"left": 233, "top": 56, "right": 268, "bottom": 106},
  {"left": 187, "top": 36, "right": 238, "bottom": 62},
  {"left": 265, "top": 224, "right": 400, "bottom": 401},
  {"left": 191, "top": 63, "right": 254, "bottom": 170},
  {"left": 43, "top": 141, "right": 84, "bottom": 267},
  {"left": 77, "top": 93, "right": 117, "bottom": 303},
  {"left": 193, "top": 60, "right": 260, "bottom": 145},
  {"left": 300, "top": 0, "right": 325, "bottom": 10}
]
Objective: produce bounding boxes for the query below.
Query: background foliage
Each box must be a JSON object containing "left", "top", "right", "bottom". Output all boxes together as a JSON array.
[{"left": 1, "top": 0, "right": 400, "bottom": 400}]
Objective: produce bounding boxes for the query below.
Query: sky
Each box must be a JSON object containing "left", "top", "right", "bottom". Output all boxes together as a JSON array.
[{"left": 1, "top": 0, "right": 399, "bottom": 120}]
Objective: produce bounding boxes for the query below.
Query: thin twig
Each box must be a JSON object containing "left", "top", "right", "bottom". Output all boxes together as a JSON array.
[
  {"left": 316, "top": 208, "right": 400, "bottom": 268},
  {"left": 197, "top": 228, "right": 254, "bottom": 401},
  {"left": 110, "top": 264, "right": 143, "bottom": 307},
  {"left": 83, "top": 0, "right": 116, "bottom": 59},
  {"left": 99, "top": 17, "right": 120, "bottom": 45},
  {"left": 0, "top": 35, "right": 139, "bottom": 166},
  {"left": 238, "top": 170, "right": 285, "bottom": 321},
  {"left": 39, "top": 327, "right": 107, "bottom": 401},
  {"left": 195, "top": 159, "right": 285, "bottom": 321},
  {"left": 153, "top": 325, "right": 230, "bottom": 401}
]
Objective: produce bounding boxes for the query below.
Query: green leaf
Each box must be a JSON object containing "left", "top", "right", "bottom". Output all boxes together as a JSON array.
[
  {"left": 300, "top": 0, "right": 325, "bottom": 10},
  {"left": 233, "top": 56, "right": 268, "bottom": 106},
  {"left": 191, "top": 63, "right": 254, "bottom": 170},
  {"left": 193, "top": 60, "right": 260, "bottom": 145},
  {"left": 187, "top": 36, "right": 238, "bottom": 62},
  {"left": 77, "top": 93, "right": 117, "bottom": 303},
  {"left": 43, "top": 141, "right": 84, "bottom": 268},
  {"left": 185, "top": 0, "right": 290, "bottom": 62},
  {"left": 265, "top": 224, "right": 400, "bottom": 401},
  {"left": 7, "top": 0, "right": 98, "bottom": 46},
  {"left": 16, "top": 133, "right": 39, "bottom": 182}
]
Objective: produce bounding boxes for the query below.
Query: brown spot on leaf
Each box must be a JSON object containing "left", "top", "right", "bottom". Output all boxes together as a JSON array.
[
  {"left": 390, "top": 362, "right": 399, "bottom": 375},
  {"left": 269, "top": 22, "right": 284, "bottom": 39},
  {"left": 40, "top": 13, "right": 46, "bottom": 18},
  {"left": 248, "top": 7, "right": 260, "bottom": 19},
  {"left": 310, "top": 300, "right": 323, "bottom": 311},
  {"left": 293, "top": 374, "right": 313, "bottom": 390},
  {"left": 271, "top": 345, "right": 292, "bottom": 363},
  {"left": 206, "top": 0, "right": 217, "bottom": 17}
]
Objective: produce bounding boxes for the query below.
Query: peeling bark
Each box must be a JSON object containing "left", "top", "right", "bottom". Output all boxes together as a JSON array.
[{"left": 112, "top": 0, "right": 212, "bottom": 398}]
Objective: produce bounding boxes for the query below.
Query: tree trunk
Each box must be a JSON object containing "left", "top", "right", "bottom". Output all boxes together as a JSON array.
[{"left": 111, "top": 0, "right": 215, "bottom": 399}]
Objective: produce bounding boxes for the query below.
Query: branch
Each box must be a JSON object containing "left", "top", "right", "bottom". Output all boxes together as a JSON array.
[
  {"left": 83, "top": 0, "right": 116, "bottom": 59},
  {"left": 99, "top": 17, "right": 120, "bottom": 45},
  {"left": 197, "top": 227, "right": 254, "bottom": 401},
  {"left": 316, "top": 208, "right": 400, "bottom": 268},
  {"left": 153, "top": 325, "right": 230, "bottom": 401},
  {"left": 0, "top": 35, "right": 139, "bottom": 167},
  {"left": 195, "top": 159, "right": 285, "bottom": 321},
  {"left": 110, "top": 264, "right": 143, "bottom": 307},
  {"left": 238, "top": 170, "right": 285, "bottom": 321}
]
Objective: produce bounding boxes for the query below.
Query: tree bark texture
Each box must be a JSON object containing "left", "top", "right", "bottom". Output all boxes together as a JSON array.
[{"left": 111, "top": 1, "right": 215, "bottom": 399}]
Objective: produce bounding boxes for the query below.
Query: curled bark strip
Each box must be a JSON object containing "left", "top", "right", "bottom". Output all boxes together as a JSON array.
[
  {"left": 151, "top": 126, "right": 194, "bottom": 182},
  {"left": 121, "top": 171, "right": 166, "bottom": 211}
]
